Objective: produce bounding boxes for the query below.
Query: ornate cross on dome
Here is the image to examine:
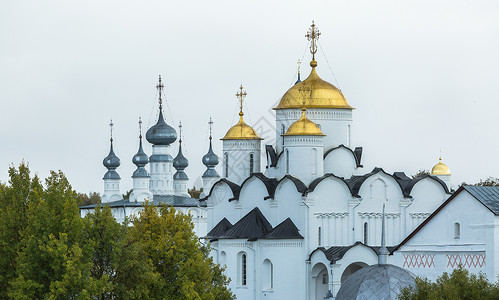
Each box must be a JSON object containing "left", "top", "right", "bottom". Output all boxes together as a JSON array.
[
  {"left": 297, "top": 59, "right": 301, "bottom": 74},
  {"left": 236, "top": 85, "right": 247, "bottom": 117},
  {"left": 156, "top": 75, "right": 164, "bottom": 110},
  {"left": 208, "top": 117, "right": 213, "bottom": 140},
  {"left": 138, "top": 117, "right": 142, "bottom": 139},
  {"left": 298, "top": 85, "right": 311, "bottom": 111},
  {"left": 305, "top": 21, "right": 320, "bottom": 62},
  {"left": 178, "top": 121, "right": 183, "bottom": 143},
  {"left": 109, "top": 119, "right": 114, "bottom": 142}
]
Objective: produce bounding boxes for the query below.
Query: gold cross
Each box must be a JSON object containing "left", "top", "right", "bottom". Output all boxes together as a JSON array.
[
  {"left": 298, "top": 85, "right": 311, "bottom": 111},
  {"left": 305, "top": 21, "right": 320, "bottom": 61},
  {"left": 297, "top": 59, "right": 301, "bottom": 74},
  {"left": 236, "top": 85, "right": 247, "bottom": 116}
]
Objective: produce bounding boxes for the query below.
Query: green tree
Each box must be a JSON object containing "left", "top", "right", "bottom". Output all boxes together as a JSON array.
[
  {"left": 129, "top": 203, "right": 233, "bottom": 299},
  {"left": 398, "top": 267, "right": 499, "bottom": 300},
  {"left": 188, "top": 187, "right": 203, "bottom": 199},
  {"left": 0, "top": 162, "right": 42, "bottom": 299},
  {"left": 476, "top": 177, "right": 499, "bottom": 186},
  {"left": 77, "top": 192, "right": 101, "bottom": 206},
  {"left": 412, "top": 169, "right": 430, "bottom": 179},
  {"left": 122, "top": 189, "right": 132, "bottom": 200}
]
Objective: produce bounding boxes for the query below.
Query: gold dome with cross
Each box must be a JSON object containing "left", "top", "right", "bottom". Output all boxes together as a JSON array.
[
  {"left": 221, "top": 85, "right": 263, "bottom": 140},
  {"left": 274, "top": 22, "right": 353, "bottom": 110},
  {"left": 283, "top": 85, "right": 325, "bottom": 136}
]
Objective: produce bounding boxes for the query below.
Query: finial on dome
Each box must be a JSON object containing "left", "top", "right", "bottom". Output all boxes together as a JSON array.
[
  {"left": 208, "top": 117, "right": 213, "bottom": 140},
  {"left": 298, "top": 85, "right": 311, "bottom": 113},
  {"left": 156, "top": 75, "right": 164, "bottom": 110},
  {"left": 236, "top": 85, "right": 247, "bottom": 117},
  {"left": 109, "top": 119, "right": 114, "bottom": 142},
  {"left": 138, "top": 117, "right": 142, "bottom": 139},
  {"left": 295, "top": 59, "right": 302, "bottom": 85},
  {"left": 305, "top": 21, "right": 320, "bottom": 67},
  {"left": 378, "top": 203, "right": 389, "bottom": 265},
  {"left": 178, "top": 121, "right": 183, "bottom": 144}
]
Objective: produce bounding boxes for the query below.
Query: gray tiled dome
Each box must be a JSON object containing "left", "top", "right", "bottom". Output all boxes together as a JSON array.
[
  {"left": 336, "top": 264, "right": 415, "bottom": 300},
  {"left": 146, "top": 110, "right": 177, "bottom": 145}
]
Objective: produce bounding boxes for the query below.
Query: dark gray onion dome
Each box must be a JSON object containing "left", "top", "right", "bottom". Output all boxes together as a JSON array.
[
  {"left": 103, "top": 141, "right": 120, "bottom": 169},
  {"left": 335, "top": 264, "right": 416, "bottom": 300},
  {"left": 132, "top": 138, "right": 149, "bottom": 167},
  {"left": 103, "top": 170, "right": 121, "bottom": 180},
  {"left": 173, "top": 143, "right": 189, "bottom": 170},
  {"left": 202, "top": 139, "right": 219, "bottom": 167},
  {"left": 146, "top": 110, "right": 177, "bottom": 145},
  {"left": 173, "top": 171, "right": 189, "bottom": 181},
  {"left": 132, "top": 167, "right": 149, "bottom": 178}
]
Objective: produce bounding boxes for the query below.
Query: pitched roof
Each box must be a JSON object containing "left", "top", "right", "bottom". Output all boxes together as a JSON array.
[
  {"left": 199, "top": 178, "right": 241, "bottom": 201},
  {"left": 204, "top": 218, "right": 232, "bottom": 239},
  {"left": 240, "top": 173, "right": 278, "bottom": 199},
  {"left": 392, "top": 185, "right": 499, "bottom": 253},
  {"left": 323, "top": 144, "right": 363, "bottom": 167},
  {"left": 79, "top": 194, "right": 205, "bottom": 209},
  {"left": 219, "top": 207, "right": 272, "bottom": 240},
  {"left": 265, "top": 218, "right": 303, "bottom": 239},
  {"left": 463, "top": 186, "right": 499, "bottom": 215},
  {"left": 310, "top": 242, "right": 396, "bottom": 263}
]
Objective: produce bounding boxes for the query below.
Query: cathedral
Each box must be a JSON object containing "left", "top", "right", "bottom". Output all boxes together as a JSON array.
[{"left": 80, "top": 23, "right": 498, "bottom": 299}]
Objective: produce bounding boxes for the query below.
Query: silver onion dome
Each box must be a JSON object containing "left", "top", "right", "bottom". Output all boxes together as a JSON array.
[
  {"left": 202, "top": 139, "right": 219, "bottom": 167},
  {"left": 132, "top": 138, "right": 149, "bottom": 167},
  {"left": 145, "top": 110, "right": 177, "bottom": 145},
  {"left": 173, "top": 143, "right": 189, "bottom": 170},
  {"left": 103, "top": 141, "right": 120, "bottom": 169}
]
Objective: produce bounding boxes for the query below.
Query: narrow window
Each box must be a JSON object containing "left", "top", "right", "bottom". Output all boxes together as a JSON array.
[
  {"left": 281, "top": 124, "right": 285, "bottom": 149},
  {"left": 286, "top": 149, "right": 289, "bottom": 174},
  {"left": 454, "top": 222, "right": 460, "bottom": 239},
  {"left": 224, "top": 153, "right": 229, "bottom": 178},
  {"left": 241, "top": 253, "right": 247, "bottom": 286},
  {"left": 311, "top": 148, "right": 317, "bottom": 175},
  {"left": 263, "top": 259, "right": 273, "bottom": 290},
  {"left": 347, "top": 125, "right": 351, "bottom": 147},
  {"left": 364, "top": 222, "right": 368, "bottom": 244},
  {"left": 318, "top": 227, "right": 322, "bottom": 246},
  {"left": 163, "top": 164, "right": 166, "bottom": 172},
  {"left": 322, "top": 273, "right": 328, "bottom": 284},
  {"left": 249, "top": 153, "right": 254, "bottom": 174}
]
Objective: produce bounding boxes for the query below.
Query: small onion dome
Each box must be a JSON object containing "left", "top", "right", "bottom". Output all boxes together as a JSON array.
[
  {"left": 173, "top": 171, "right": 189, "bottom": 181},
  {"left": 431, "top": 157, "right": 451, "bottom": 175},
  {"left": 132, "top": 138, "right": 148, "bottom": 167},
  {"left": 173, "top": 143, "right": 189, "bottom": 170},
  {"left": 103, "top": 142, "right": 120, "bottom": 169},
  {"left": 274, "top": 62, "right": 353, "bottom": 110},
  {"left": 221, "top": 116, "right": 262, "bottom": 140},
  {"left": 146, "top": 110, "right": 177, "bottom": 145},
  {"left": 202, "top": 140, "right": 219, "bottom": 167},
  {"left": 283, "top": 108, "right": 325, "bottom": 136},
  {"left": 336, "top": 264, "right": 416, "bottom": 300},
  {"left": 132, "top": 167, "right": 149, "bottom": 178}
]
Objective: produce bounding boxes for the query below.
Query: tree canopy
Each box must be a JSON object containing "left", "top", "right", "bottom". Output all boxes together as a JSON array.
[
  {"left": 398, "top": 267, "right": 499, "bottom": 300},
  {"left": 0, "top": 162, "right": 233, "bottom": 300}
]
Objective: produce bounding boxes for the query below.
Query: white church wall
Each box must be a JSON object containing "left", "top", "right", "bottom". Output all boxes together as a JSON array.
[
  {"left": 309, "top": 177, "right": 351, "bottom": 247},
  {"left": 393, "top": 191, "right": 497, "bottom": 282},
  {"left": 274, "top": 179, "right": 306, "bottom": 230},
  {"left": 206, "top": 182, "right": 239, "bottom": 229},
  {"left": 239, "top": 177, "right": 271, "bottom": 219},
  {"left": 323, "top": 147, "right": 357, "bottom": 179},
  {"left": 406, "top": 178, "right": 448, "bottom": 232}
]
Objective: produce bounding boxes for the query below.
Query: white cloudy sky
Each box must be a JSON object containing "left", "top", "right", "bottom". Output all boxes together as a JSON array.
[{"left": 1, "top": 0, "right": 498, "bottom": 193}]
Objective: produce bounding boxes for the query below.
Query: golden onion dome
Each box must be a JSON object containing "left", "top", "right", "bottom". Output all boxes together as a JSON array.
[
  {"left": 283, "top": 108, "right": 325, "bottom": 136},
  {"left": 221, "top": 116, "right": 262, "bottom": 140},
  {"left": 431, "top": 157, "right": 451, "bottom": 175},
  {"left": 274, "top": 61, "right": 353, "bottom": 110}
]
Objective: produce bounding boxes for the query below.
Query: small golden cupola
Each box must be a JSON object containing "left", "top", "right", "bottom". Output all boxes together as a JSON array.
[
  {"left": 274, "top": 21, "right": 353, "bottom": 110},
  {"left": 283, "top": 86, "right": 325, "bottom": 136},
  {"left": 431, "top": 157, "right": 451, "bottom": 175},
  {"left": 221, "top": 85, "right": 263, "bottom": 140}
]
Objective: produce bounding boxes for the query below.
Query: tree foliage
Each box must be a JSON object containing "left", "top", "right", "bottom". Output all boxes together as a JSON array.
[
  {"left": 77, "top": 192, "right": 101, "bottom": 206},
  {"left": 398, "top": 267, "right": 499, "bottom": 300},
  {"left": 412, "top": 169, "right": 430, "bottom": 179},
  {"left": 0, "top": 163, "right": 233, "bottom": 300},
  {"left": 188, "top": 187, "right": 203, "bottom": 199}
]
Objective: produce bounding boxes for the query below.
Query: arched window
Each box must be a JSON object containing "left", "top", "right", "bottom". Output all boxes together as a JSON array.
[
  {"left": 364, "top": 222, "right": 368, "bottom": 244},
  {"left": 263, "top": 259, "right": 273, "bottom": 290},
  {"left": 224, "top": 153, "right": 229, "bottom": 178},
  {"left": 454, "top": 222, "right": 460, "bottom": 239},
  {"left": 240, "top": 253, "right": 247, "bottom": 286},
  {"left": 220, "top": 251, "right": 226, "bottom": 266},
  {"left": 286, "top": 149, "right": 289, "bottom": 174},
  {"left": 249, "top": 153, "right": 254, "bottom": 174},
  {"left": 311, "top": 148, "right": 317, "bottom": 175},
  {"left": 318, "top": 227, "right": 322, "bottom": 246}
]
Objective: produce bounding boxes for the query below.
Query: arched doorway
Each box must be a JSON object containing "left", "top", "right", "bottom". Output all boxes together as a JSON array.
[
  {"left": 311, "top": 263, "right": 329, "bottom": 300},
  {"left": 341, "top": 262, "right": 368, "bottom": 283}
]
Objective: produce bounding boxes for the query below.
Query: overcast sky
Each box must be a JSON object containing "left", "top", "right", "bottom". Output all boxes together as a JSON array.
[{"left": 1, "top": 0, "right": 498, "bottom": 194}]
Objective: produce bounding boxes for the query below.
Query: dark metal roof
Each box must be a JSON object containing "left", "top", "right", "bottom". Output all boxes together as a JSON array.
[
  {"left": 265, "top": 217, "right": 303, "bottom": 239},
  {"left": 219, "top": 207, "right": 272, "bottom": 240},
  {"left": 308, "top": 173, "right": 359, "bottom": 197},
  {"left": 310, "top": 242, "right": 395, "bottom": 263},
  {"left": 463, "top": 185, "right": 499, "bottom": 215},
  {"left": 323, "top": 144, "right": 363, "bottom": 168},
  {"left": 199, "top": 178, "right": 240, "bottom": 201},
  {"left": 240, "top": 173, "right": 278, "bottom": 199},
  {"left": 265, "top": 145, "right": 278, "bottom": 168},
  {"left": 344, "top": 168, "right": 410, "bottom": 198},
  {"left": 79, "top": 194, "right": 205, "bottom": 209},
  {"left": 273, "top": 175, "right": 307, "bottom": 198},
  {"left": 402, "top": 174, "right": 450, "bottom": 195},
  {"left": 204, "top": 218, "right": 232, "bottom": 239}
]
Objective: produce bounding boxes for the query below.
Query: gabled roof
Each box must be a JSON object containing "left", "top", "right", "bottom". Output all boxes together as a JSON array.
[
  {"left": 265, "top": 218, "right": 303, "bottom": 239},
  {"left": 344, "top": 168, "right": 409, "bottom": 197},
  {"left": 199, "top": 178, "right": 240, "bottom": 201},
  {"left": 308, "top": 173, "right": 359, "bottom": 197},
  {"left": 219, "top": 207, "right": 272, "bottom": 240},
  {"left": 79, "top": 194, "right": 205, "bottom": 209},
  {"left": 240, "top": 173, "right": 278, "bottom": 200},
  {"left": 392, "top": 185, "right": 499, "bottom": 253},
  {"left": 323, "top": 144, "right": 363, "bottom": 168},
  {"left": 403, "top": 174, "right": 450, "bottom": 195},
  {"left": 204, "top": 218, "right": 232, "bottom": 239}
]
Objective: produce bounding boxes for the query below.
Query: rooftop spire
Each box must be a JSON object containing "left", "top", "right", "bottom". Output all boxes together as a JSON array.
[
  {"left": 236, "top": 85, "right": 247, "bottom": 117},
  {"left": 208, "top": 117, "right": 213, "bottom": 141},
  {"left": 109, "top": 119, "right": 114, "bottom": 142},
  {"left": 156, "top": 75, "right": 164, "bottom": 110},
  {"left": 378, "top": 203, "right": 389, "bottom": 265},
  {"left": 138, "top": 117, "right": 142, "bottom": 139},
  {"left": 178, "top": 121, "right": 183, "bottom": 144},
  {"left": 305, "top": 21, "right": 320, "bottom": 67}
]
